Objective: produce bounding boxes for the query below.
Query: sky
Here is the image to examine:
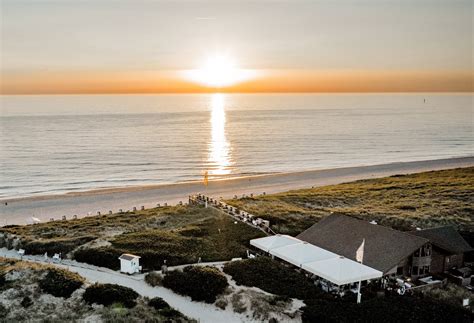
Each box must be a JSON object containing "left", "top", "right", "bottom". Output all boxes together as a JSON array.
[{"left": 1, "top": 0, "right": 472, "bottom": 94}]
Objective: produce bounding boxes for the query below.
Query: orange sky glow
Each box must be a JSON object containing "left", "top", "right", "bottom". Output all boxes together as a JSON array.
[
  {"left": 1, "top": 69, "right": 472, "bottom": 94},
  {"left": 1, "top": 1, "right": 472, "bottom": 94}
]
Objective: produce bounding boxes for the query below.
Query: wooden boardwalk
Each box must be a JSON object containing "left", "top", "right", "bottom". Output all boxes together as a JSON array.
[{"left": 189, "top": 194, "right": 276, "bottom": 236}]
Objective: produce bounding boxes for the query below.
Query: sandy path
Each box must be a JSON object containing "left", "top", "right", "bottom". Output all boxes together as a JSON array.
[
  {"left": 1, "top": 248, "right": 249, "bottom": 323},
  {"left": 1, "top": 157, "right": 473, "bottom": 225}
]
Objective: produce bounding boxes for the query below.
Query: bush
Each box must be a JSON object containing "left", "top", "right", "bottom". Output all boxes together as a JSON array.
[
  {"left": 73, "top": 247, "right": 122, "bottom": 270},
  {"left": 162, "top": 266, "right": 228, "bottom": 303},
  {"left": 301, "top": 296, "right": 473, "bottom": 323},
  {"left": 144, "top": 272, "right": 163, "bottom": 287},
  {"left": 422, "top": 283, "right": 473, "bottom": 308},
  {"left": 148, "top": 297, "right": 170, "bottom": 310},
  {"left": 224, "top": 257, "right": 321, "bottom": 300},
  {"left": 23, "top": 236, "right": 96, "bottom": 255},
  {"left": 39, "top": 268, "right": 84, "bottom": 298},
  {"left": 159, "top": 307, "right": 183, "bottom": 319},
  {"left": 215, "top": 298, "right": 228, "bottom": 310},
  {"left": 20, "top": 296, "right": 33, "bottom": 308},
  {"left": 231, "top": 293, "right": 247, "bottom": 313},
  {"left": 0, "top": 304, "right": 7, "bottom": 318},
  {"left": 83, "top": 283, "right": 139, "bottom": 308}
]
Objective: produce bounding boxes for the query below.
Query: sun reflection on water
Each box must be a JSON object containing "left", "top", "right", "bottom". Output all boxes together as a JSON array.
[{"left": 208, "top": 93, "right": 232, "bottom": 176}]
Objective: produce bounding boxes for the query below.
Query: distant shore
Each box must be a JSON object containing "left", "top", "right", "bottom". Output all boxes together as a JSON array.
[{"left": 1, "top": 156, "right": 473, "bottom": 226}]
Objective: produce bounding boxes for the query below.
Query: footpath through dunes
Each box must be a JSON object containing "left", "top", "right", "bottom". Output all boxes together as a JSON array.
[
  {"left": 1, "top": 156, "right": 473, "bottom": 226},
  {"left": 0, "top": 248, "right": 249, "bottom": 323}
]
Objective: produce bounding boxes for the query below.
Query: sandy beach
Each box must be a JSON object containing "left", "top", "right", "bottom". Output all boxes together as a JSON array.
[{"left": 1, "top": 156, "right": 473, "bottom": 226}]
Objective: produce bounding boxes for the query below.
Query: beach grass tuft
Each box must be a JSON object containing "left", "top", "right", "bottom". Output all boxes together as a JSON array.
[{"left": 226, "top": 167, "right": 474, "bottom": 235}]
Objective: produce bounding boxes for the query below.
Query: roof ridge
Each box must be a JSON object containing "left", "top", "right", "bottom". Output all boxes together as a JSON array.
[
  {"left": 331, "top": 214, "right": 430, "bottom": 243},
  {"left": 413, "top": 225, "right": 456, "bottom": 231}
]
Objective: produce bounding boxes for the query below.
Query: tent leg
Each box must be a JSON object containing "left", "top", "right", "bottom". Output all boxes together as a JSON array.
[{"left": 357, "top": 280, "right": 362, "bottom": 304}]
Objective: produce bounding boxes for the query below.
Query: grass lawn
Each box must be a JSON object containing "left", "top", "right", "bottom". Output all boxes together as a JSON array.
[{"left": 226, "top": 167, "right": 474, "bottom": 235}]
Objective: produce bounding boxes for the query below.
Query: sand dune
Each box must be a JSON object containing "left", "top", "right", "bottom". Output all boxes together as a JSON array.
[{"left": 1, "top": 157, "right": 473, "bottom": 226}]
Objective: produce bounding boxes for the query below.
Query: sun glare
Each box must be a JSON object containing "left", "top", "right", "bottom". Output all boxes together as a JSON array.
[
  {"left": 183, "top": 55, "right": 257, "bottom": 88},
  {"left": 208, "top": 93, "right": 232, "bottom": 175}
]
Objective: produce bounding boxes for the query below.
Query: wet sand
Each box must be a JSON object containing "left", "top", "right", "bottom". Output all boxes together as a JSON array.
[{"left": 1, "top": 156, "right": 473, "bottom": 226}]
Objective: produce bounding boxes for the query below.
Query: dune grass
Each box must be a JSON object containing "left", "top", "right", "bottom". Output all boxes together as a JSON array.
[
  {"left": 0, "top": 205, "right": 265, "bottom": 270},
  {"left": 2, "top": 167, "right": 472, "bottom": 268},
  {"left": 226, "top": 167, "right": 474, "bottom": 235}
]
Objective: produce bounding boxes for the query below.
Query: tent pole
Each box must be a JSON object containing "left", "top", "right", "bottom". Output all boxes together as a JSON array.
[{"left": 357, "top": 280, "right": 362, "bottom": 304}]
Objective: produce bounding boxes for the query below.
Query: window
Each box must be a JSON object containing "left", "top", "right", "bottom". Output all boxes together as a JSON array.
[
  {"left": 412, "top": 266, "right": 419, "bottom": 275},
  {"left": 397, "top": 267, "right": 404, "bottom": 275}
]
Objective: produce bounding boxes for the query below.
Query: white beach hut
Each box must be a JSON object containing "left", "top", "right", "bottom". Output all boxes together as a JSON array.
[{"left": 119, "top": 254, "right": 142, "bottom": 274}]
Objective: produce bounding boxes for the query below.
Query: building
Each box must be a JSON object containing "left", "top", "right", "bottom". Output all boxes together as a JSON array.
[
  {"left": 410, "top": 226, "right": 473, "bottom": 274},
  {"left": 297, "top": 214, "right": 472, "bottom": 279},
  {"left": 297, "top": 214, "right": 430, "bottom": 278},
  {"left": 119, "top": 253, "right": 142, "bottom": 274}
]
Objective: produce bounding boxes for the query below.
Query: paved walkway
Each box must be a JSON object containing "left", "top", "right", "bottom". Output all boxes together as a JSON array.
[{"left": 1, "top": 248, "right": 250, "bottom": 323}]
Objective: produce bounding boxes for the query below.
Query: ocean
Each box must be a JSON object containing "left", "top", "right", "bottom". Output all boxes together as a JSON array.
[{"left": 0, "top": 93, "right": 472, "bottom": 199}]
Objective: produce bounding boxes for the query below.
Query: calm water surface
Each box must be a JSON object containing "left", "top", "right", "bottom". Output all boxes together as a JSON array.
[{"left": 0, "top": 93, "right": 472, "bottom": 199}]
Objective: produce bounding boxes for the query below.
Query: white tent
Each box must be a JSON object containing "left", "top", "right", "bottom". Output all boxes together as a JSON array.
[
  {"left": 270, "top": 242, "right": 339, "bottom": 267},
  {"left": 302, "top": 256, "right": 383, "bottom": 285},
  {"left": 250, "top": 235, "right": 383, "bottom": 286},
  {"left": 250, "top": 234, "right": 301, "bottom": 253}
]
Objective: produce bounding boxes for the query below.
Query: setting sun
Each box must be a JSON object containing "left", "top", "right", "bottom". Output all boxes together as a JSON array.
[{"left": 183, "top": 55, "right": 258, "bottom": 88}]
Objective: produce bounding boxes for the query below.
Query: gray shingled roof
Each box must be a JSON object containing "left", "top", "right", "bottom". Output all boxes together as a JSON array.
[
  {"left": 119, "top": 253, "right": 140, "bottom": 261},
  {"left": 296, "top": 214, "right": 429, "bottom": 273},
  {"left": 410, "top": 226, "right": 472, "bottom": 254}
]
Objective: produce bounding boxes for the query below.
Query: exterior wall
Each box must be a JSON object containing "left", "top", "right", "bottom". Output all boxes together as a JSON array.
[
  {"left": 410, "top": 243, "right": 432, "bottom": 279},
  {"left": 386, "top": 265, "right": 398, "bottom": 276},
  {"left": 430, "top": 248, "right": 446, "bottom": 273},
  {"left": 120, "top": 259, "right": 132, "bottom": 273},
  {"left": 430, "top": 247, "right": 465, "bottom": 273},
  {"left": 445, "top": 253, "right": 464, "bottom": 270},
  {"left": 394, "top": 257, "right": 408, "bottom": 276},
  {"left": 120, "top": 259, "right": 140, "bottom": 274}
]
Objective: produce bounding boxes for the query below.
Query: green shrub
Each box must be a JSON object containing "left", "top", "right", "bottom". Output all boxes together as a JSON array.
[
  {"left": 20, "top": 296, "right": 33, "bottom": 308},
  {"left": 224, "top": 257, "right": 321, "bottom": 300},
  {"left": 0, "top": 304, "right": 7, "bottom": 318},
  {"left": 39, "top": 268, "right": 84, "bottom": 298},
  {"left": 215, "top": 298, "right": 228, "bottom": 310},
  {"left": 23, "top": 235, "right": 97, "bottom": 255},
  {"left": 83, "top": 283, "right": 139, "bottom": 308},
  {"left": 231, "top": 293, "right": 247, "bottom": 313},
  {"left": 159, "top": 307, "right": 183, "bottom": 319},
  {"left": 73, "top": 247, "right": 122, "bottom": 270},
  {"left": 145, "top": 272, "right": 163, "bottom": 287},
  {"left": 148, "top": 297, "right": 170, "bottom": 310},
  {"left": 162, "top": 266, "right": 228, "bottom": 303},
  {"left": 302, "top": 296, "right": 473, "bottom": 322}
]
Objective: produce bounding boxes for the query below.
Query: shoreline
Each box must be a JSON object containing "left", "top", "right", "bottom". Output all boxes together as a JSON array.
[
  {"left": 3, "top": 155, "right": 473, "bottom": 203},
  {"left": 1, "top": 156, "right": 473, "bottom": 226}
]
